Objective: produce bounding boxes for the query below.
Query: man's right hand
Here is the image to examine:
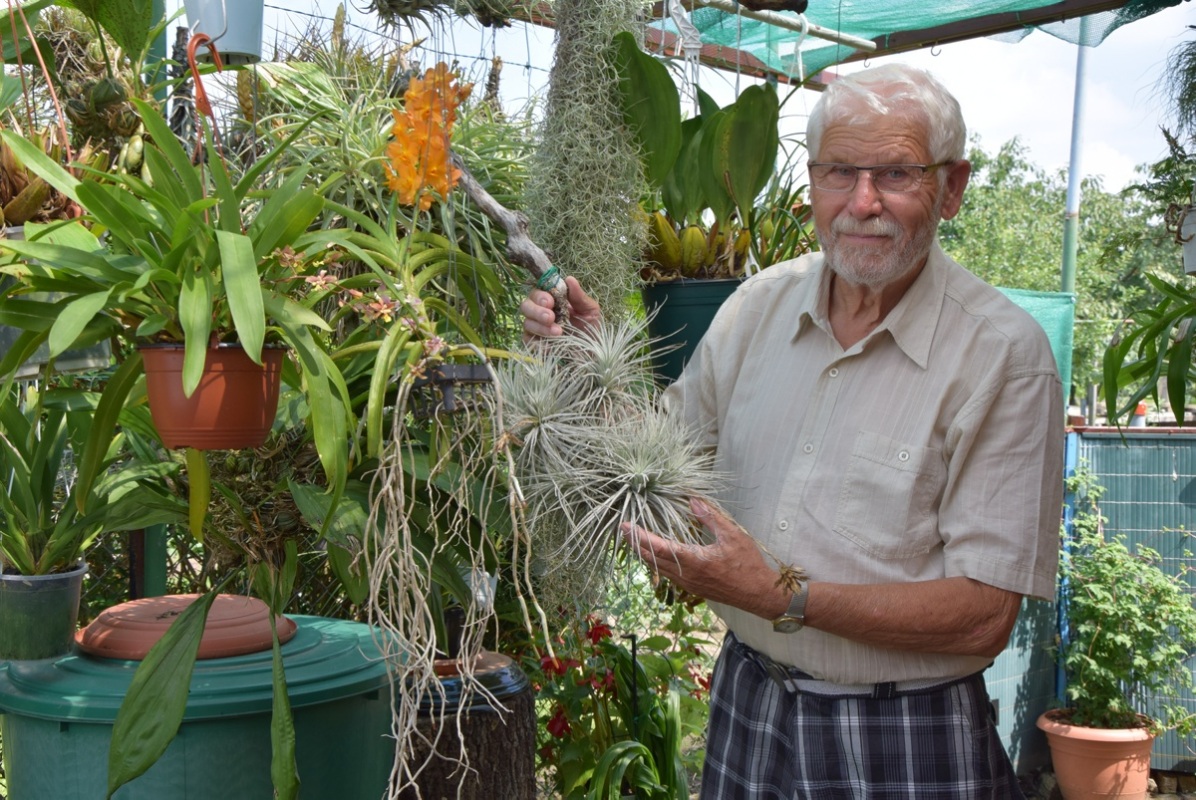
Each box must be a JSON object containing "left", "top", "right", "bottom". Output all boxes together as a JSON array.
[{"left": 519, "top": 276, "right": 602, "bottom": 340}]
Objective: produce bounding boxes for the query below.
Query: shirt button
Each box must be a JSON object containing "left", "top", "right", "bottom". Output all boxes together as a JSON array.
[
  {"left": 779, "top": 520, "right": 789, "bottom": 531},
  {"left": 828, "top": 368, "right": 839, "bottom": 378},
  {"left": 803, "top": 443, "right": 814, "bottom": 454},
  {"left": 898, "top": 450, "right": 910, "bottom": 462}
]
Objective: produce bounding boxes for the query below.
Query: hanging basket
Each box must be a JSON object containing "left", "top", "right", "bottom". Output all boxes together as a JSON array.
[
  {"left": 140, "top": 343, "right": 284, "bottom": 450},
  {"left": 182, "top": 0, "right": 264, "bottom": 65}
]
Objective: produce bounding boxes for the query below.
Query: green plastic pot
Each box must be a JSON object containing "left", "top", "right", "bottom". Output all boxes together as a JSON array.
[
  {"left": 641, "top": 278, "right": 741, "bottom": 385},
  {"left": 0, "top": 562, "right": 86, "bottom": 661}
]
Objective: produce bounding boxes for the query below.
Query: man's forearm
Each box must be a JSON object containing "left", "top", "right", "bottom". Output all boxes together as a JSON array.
[{"left": 800, "top": 577, "right": 1022, "bottom": 658}]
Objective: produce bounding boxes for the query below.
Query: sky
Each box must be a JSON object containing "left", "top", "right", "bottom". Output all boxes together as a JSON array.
[{"left": 169, "top": 0, "right": 1195, "bottom": 192}]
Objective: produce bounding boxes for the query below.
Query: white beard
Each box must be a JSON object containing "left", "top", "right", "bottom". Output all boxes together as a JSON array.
[{"left": 818, "top": 196, "right": 943, "bottom": 289}]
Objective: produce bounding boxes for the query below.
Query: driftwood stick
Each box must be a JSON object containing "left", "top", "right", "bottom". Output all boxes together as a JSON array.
[{"left": 452, "top": 152, "right": 569, "bottom": 324}]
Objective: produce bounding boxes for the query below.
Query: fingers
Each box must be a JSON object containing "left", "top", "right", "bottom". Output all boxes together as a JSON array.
[
  {"left": 564, "top": 277, "right": 602, "bottom": 329},
  {"left": 623, "top": 522, "right": 689, "bottom": 583},
  {"left": 520, "top": 289, "right": 563, "bottom": 340}
]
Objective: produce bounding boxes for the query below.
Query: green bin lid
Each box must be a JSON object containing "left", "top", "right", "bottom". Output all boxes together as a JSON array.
[{"left": 0, "top": 615, "right": 391, "bottom": 723}]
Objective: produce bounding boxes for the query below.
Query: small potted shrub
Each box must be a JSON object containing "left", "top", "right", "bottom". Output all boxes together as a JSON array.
[{"left": 1037, "top": 471, "right": 1196, "bottom": 799}]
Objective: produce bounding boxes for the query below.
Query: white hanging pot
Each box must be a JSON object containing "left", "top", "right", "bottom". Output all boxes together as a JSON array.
[
  {"left": 183, "top": 0, "right": 264, "bottom": 65},
  {"left": 1180, "top": 205, "right": 1196, "bottom": 275}
]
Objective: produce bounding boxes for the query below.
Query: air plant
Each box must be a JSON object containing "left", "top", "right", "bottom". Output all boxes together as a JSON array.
[{"left": 496, "top": 315, "right": 722, "bottom": 601}]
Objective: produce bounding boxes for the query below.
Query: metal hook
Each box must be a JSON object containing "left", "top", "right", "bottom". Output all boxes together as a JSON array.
[{"left": 930, "top": 43, "right": 942, "bottom": 56}]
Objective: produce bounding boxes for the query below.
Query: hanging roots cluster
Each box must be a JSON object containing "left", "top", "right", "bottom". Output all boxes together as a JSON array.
[
  {"left": 523, "top": 0, "right": 648, "bottom": 318},
  {"left": 496, "top": 316, "right": 724, "bottom": 605},
  {"left": 364, "top": 345, "right": 541, "bottom": 799}
]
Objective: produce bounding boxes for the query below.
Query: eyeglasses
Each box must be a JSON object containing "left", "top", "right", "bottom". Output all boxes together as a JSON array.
[{"left": 808, "top": 161, "right": 952, "bottom": 194}]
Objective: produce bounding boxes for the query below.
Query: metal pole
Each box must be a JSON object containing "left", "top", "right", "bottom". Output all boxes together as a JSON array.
[
  {"left": 1059, "top": 31, "right": 1088, "bottom": 405},
  {"left": 690, "top": 0, "right": 877, "bottom": 52},
  {"left": 1061, "top": 39, "right": 1087, "bottom": 297}
]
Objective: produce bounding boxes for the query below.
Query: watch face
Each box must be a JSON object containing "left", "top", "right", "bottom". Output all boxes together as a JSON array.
[{"left": 773, "top": 617, "right": 803, "bottom": 634}]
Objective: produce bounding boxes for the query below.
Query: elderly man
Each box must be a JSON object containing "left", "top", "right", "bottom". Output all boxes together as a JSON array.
[{"left": 521, "top": 63, "right": 1062, "bottom": 799}]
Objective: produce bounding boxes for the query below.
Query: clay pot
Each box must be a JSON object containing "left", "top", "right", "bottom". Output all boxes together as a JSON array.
[
  {"left": 140, "top": 343, "right": 284, "bottom": 450},
  {"left": 1037, "top": 709, "right": 1154, "bottom": 799}
]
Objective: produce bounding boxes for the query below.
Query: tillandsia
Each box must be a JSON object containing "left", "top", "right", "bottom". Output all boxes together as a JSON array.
[{"left": 497, "top": 316, "right": 804, "bottom": 603}]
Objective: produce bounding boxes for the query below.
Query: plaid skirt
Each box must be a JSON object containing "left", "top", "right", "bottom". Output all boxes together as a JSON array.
[{"left": 700, "top": 634, "right": 1025, "bottom": 800}]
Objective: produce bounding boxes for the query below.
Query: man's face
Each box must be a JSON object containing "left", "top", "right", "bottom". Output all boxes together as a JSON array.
[{"left": 809, "top": 114, "right": 969, "bottom": 289}]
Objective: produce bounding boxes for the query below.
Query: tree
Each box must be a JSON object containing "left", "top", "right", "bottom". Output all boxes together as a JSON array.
[{"left": 939, "top": 138, "right": 1159, "bottom": 404}]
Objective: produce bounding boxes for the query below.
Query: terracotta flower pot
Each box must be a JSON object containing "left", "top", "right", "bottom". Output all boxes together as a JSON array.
[
  {"left": 1037, "top": 709, "right": 1154, "bottom": 799},
  {"left": 140, "top": 343, "right": 284, "bottom": 450}
]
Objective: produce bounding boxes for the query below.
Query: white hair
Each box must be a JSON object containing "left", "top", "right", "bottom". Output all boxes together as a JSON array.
[{"left": 807, "top": 64, "right": 967, "bottom": 164}]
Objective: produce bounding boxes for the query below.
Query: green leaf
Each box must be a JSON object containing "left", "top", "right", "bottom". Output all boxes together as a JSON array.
[
  {"left": 697, "top": 109, "right": 737, "bottom": 228},
  {"left": 216, "top": 230, "right": 265, "bottom": 363},
  {"left": 178, "top": 262, "right": 213, "bottom": 397},
  {"left": 269, "top": 613, "right": 300, "bottom": 799},
  {"left": 0, "top": 128, "right": 81, "bottom": 199},
  {"left": 76, "top": 352, "right": 142, "bottom": 511},
  {"left": 248, "top": 168, "right": 322, "bottom": 260},
  {"left": 185, "top": 447, "right": 210, "bottom": 542},
  {"left": 0, "top": 1, "right": 54, "bottom": 65},
  {"left": 59, "top": 0, "right": 153, "bottom": 61},
  {"left": 106, "top": 589, "right": 219, "bottom": 798},
  {"left": 130, "top": 99, "right": 203, "bottom": 200},
  {"left": 48, "top": 289, "right": 112, "bottom": 357},
  {"left": 1167, "top": 317, "right": 1196, "bottom": 421},
  {"left": 0, "top": 71, "right": 24, "bottom": 113},
  {"left": 366, "top": 325, "right": 412, "bottom": 457},
  {"left": 671, "top": 117, "right": 708, "bottom": 225},
  {"left": 723, "top": 84, "right": 779, "bottom": 224},
  {"left": 290, "top": 479, "right": 370, "bottom": 605},
  {"left": 611, "top": 31, "right": 681, "bottom": 188}
]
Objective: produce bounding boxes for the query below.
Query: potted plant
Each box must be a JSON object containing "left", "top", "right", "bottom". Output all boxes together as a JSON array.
[
  {"left": 0, "top": 381, "right": 186, "bottom": 659},
  {"left": 0, "top": 96, "right": 354, "bottom": 494},
  {"left": 1101, "top": 130, "right": 1196, "bottom": 425},
  {"left": 1037, "top": 471, "right": 1196, "bottom": 799},
  {"left": 612, "top": 31, "right": 816, "bottom": 382}
]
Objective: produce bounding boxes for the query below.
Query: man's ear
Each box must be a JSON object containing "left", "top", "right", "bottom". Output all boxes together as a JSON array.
[{"left": 938, "top": 159, "right": 972, "bottom": 220}]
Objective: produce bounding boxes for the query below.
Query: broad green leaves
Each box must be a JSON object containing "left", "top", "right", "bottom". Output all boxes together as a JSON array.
[
  {"left": 106, "top": 590, "right": 219, "bottom": 798},
  {"left": 58, "top": 0, "right": 154, "bottom": 61},
  {"left": 612, "top": 31, "right": 681, "bottom": 188},
  {"left": 611, "top": 34, "right": 780, "bottom": 231}
]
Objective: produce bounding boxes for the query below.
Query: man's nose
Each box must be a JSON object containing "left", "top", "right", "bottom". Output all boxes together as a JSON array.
[{"left": 847, "top": 170, "right": 884, "bottom": 215}]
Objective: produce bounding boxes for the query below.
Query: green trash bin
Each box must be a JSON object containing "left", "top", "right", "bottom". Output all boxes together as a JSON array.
[{"left": 0, "top": 614, "right": 394, "bottom": 799}]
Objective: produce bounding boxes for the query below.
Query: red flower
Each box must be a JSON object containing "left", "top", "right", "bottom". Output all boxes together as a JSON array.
[
  {"left": 540, "top": 654, "right": 579, "bottom": 676},
  {"left": 586, "top": 621, "right": 613, "bottom": 644},
  {"left": 546, "top": 705, "right": 572, "bottom": 738}
]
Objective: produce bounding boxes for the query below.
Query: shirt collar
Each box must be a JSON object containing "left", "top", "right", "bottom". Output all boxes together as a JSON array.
[{"left": 793, "top": 241, "right": 949, "bottom": 370}]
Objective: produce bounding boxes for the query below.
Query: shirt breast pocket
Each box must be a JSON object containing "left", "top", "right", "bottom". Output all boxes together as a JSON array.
[{"left": 832, "top": 430, "right": 945, "bottom": 560}]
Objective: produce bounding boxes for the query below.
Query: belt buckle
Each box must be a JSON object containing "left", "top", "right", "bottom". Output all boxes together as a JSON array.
[{"left": 763, "top": 658, "right": 796, "bottom": 692}]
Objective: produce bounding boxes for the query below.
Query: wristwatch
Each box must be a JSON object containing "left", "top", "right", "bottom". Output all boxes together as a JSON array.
[{"left": 771, "top": 584, "right": 808, "bottom": 633}]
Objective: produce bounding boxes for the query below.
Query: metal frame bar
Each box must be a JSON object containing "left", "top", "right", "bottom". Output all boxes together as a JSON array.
[{"left": 689, "top": 0, "right": 877, "bottom": 52}]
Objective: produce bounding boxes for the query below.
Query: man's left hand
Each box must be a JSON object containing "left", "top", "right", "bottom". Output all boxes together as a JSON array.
[{"left": 623, "top": 498, "right": 790, "bottom": 620}]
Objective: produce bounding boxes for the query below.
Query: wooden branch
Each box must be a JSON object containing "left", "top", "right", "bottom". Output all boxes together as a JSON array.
[{"left": 452, "top": 152, "right": 569, "bottom": 323}]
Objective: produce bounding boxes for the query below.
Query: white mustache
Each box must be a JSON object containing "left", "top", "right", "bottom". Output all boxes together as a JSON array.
[{"left": 831, "top": 219, "right": 902, "bottom": 237}]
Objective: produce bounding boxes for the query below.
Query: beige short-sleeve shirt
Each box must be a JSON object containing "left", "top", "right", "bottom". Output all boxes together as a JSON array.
[{"left": 663, "top": 242, "right": 1064, "bottom": 683}]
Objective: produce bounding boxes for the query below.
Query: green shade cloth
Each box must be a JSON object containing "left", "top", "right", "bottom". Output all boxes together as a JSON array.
[
  {"left": 998, "top": 287, "right": 1076, "bottom": 397},
  {"left": 660, "top": 0, "right": 1180, "bottom": 80}
]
